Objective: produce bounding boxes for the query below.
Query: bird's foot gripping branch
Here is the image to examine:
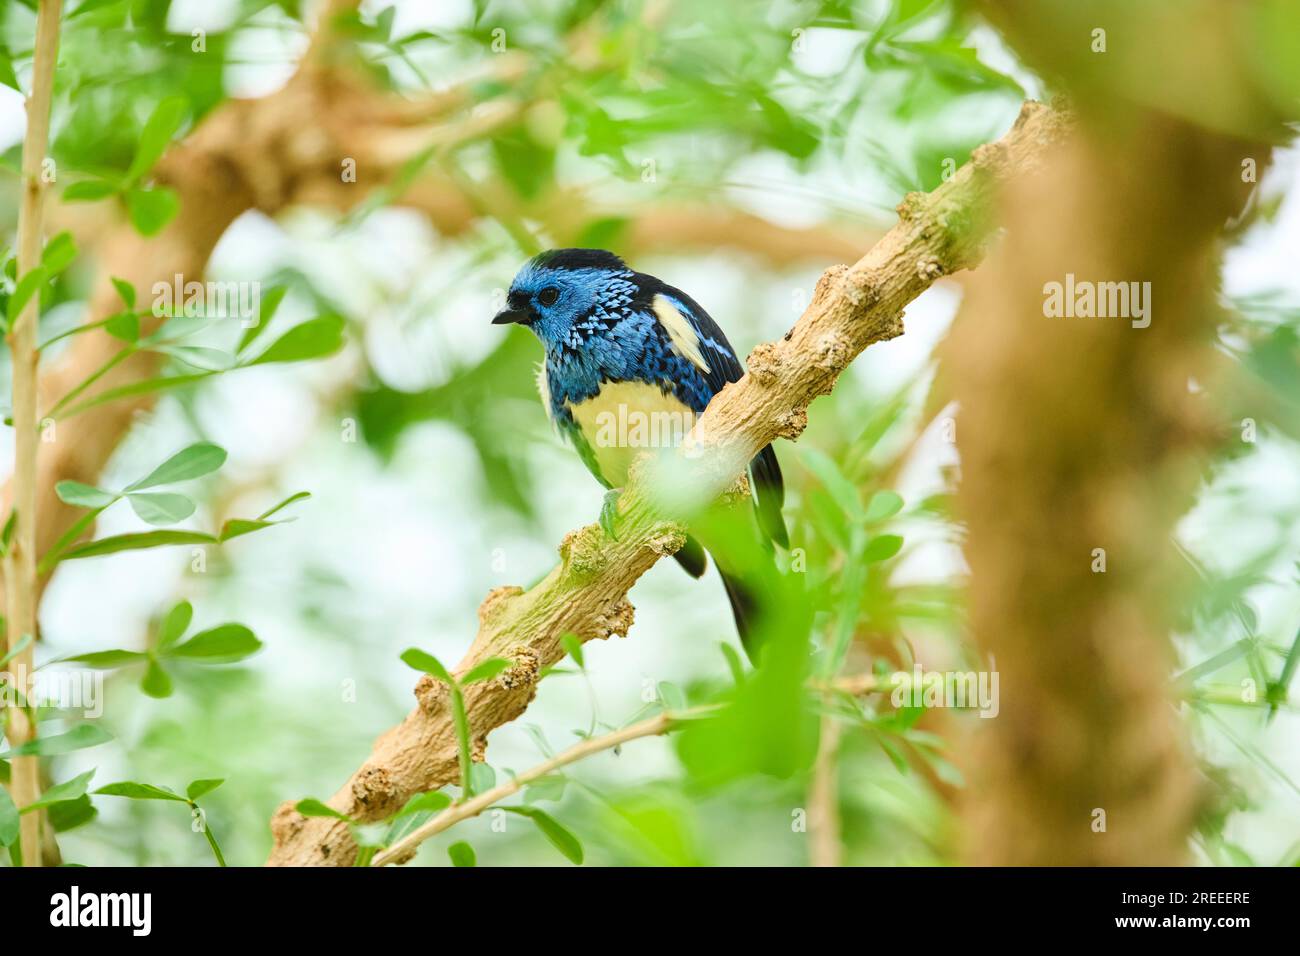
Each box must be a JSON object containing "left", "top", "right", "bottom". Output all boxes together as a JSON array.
[{"left": 266, "top": 100, "right": 1071, "bottom": 867}]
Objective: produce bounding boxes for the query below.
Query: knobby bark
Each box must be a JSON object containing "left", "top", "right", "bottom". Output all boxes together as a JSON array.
[
  {"left": 952, "top": 118, "right": 1263, "bottom": 867},
  {"left": 267, "top": 101, "right": 1071, "bottom": 866},
  {"left": 946, "top": 0, "right": 1279, "bottom": 867},
  {"left": 371, "top": 706, "right": 714, "bottom": 866}
]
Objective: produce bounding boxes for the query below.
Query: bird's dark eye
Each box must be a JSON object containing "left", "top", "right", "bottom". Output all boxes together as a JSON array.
[{"left": 538, "top": 287, "right": 560, "bottom": 307}]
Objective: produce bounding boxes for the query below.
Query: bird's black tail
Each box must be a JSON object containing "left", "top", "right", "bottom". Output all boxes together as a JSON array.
[
  {"left": 719, "top": 567, "right": 762, "bottom": 662},
  {"left": 673, "top": 441, "right": 791, "bottom": 663}
]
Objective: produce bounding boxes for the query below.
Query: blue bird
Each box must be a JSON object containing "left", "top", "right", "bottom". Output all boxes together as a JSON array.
[{"left": 493, "top": 248, "right": 787, "bottom": 659}]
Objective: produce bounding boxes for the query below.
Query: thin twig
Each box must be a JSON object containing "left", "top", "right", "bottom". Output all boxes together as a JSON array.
[
  {"left": 4, "top": 0, "right": 63, "bottom": 869},
  {"left": 371, "top": 705, "right": 716, "bottom": 867},
  {"left": 808, "top": 711, "right": 843, "bottom": 867},
  {"left": 828, "top": 673, "right": 885, "bottom": 696}
]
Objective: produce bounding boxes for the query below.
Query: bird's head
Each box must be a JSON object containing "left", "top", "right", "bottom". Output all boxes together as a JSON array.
[{"left": 493, "top": 248, "right": 630, "bottom": 347}]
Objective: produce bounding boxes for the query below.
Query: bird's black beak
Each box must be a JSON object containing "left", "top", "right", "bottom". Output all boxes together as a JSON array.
[{"left": 491, "top": 308, "right": 530, "bottom": 326}]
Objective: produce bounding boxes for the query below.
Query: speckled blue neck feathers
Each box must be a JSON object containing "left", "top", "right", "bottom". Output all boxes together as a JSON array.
[{"left": 502, "top": 248, "right": 727, "bottom": 424}]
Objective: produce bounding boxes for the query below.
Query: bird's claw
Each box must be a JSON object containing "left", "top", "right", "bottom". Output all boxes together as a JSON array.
[{"left": 600, "top": 488, "right": 622, "bottom": 541}]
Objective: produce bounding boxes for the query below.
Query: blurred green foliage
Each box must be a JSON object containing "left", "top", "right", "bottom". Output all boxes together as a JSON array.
[{"left": 0, "top": 0, "right": 1296, "bottom": 868}]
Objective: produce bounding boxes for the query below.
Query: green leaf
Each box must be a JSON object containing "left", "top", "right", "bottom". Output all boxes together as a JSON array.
[
  {"left": 140, "top": 657, "right": 173, "bottom": 698},
  {"left": 862, "top": 534, "right": 904, "bottom": 563},
  {"left": 0, "top": 723, "right": 113, "bottom": 759},
  {"left": 186, "top": 778, "right": 224, "bottom": 801},
  {"left": 800, "top": 447, "right": 864, "bottom": 521},
  {"left": 126, "top": 187, "right": 180, "bottom": 236},
  {"left": 250, "top": 314, "right": 346, "bottom": 365},
  {"left": 157, "top": 600, "right": 192, "bottom": 649},
  {"left": 49, "top": 794, "right": 98, "bottom": 833},
  {"left": 24, "top": 770, "right": 96, "bottom": 813},
  {"left": 217, "top": 519, "right": 277, "bottom": 542},
  {"left": 62, "top": 530, "right": 216, "bottom": 560},
  {"left": 62, "top": 180, "right": 118, "bottom": 202},
  {"left": 95, "top": 781, "right": 188, "bottom": 802},
  {"left": 236, "top": 285, "right": 288, "bottom": 355},
  {"left": 522, "top": 775, "right": 566, "bottom": 805},
  {"left": 295, "top": 798, "right": 351, "bottom": 821},
  {"left": 522, "top": 724, "right": 553, "bottom": 759},
  {"left": 719, "top": 642, "right": 746, "bottom": 685},
  {"left": 576, "top": 216, "right": 630, "bottom": 250},
  {"left": 54, "top": 480, "right": 116, "bottom": 509},
  {"left": 0, "top": 786, "right": 18, "bottom": 846},
  {"left": 126, "top": 441, "right": 227, "bottom": 490},
  {"left": 157, "top": 345, "right": 236, "bottom": 371},
  {"left": 127, "top": 97, "right": 188, "bottom": 182},
  {"left": 62, "top": 648, "right": 145, "bottom": 668},
  {"left": 127, "top": 491, "right": 196, "bottom": 526},
  {"left": 383, "top": 792, "right": 447, "bottom": 846},
  {"left": 400, "top": 647, "right": 452, "bottom": 683},
  {"left": 69, "top": 0, "right": 129, "bottom": 19},
  {"left": 657, "top": 681, "right": 687, "bottom": 710},
  {"left": 376, "top": 4, "right": 395, "bottom": 40},
  {"left": 449, "top": 685, "right": 474, "bottom": 800},
  {"left": 461, "top": 657, "right": 511, "bottom": 685},
  {"left": 0, "top": 633, "right": 32, "bottom": 667},
  {"left": 504, "top": 806, "right": 584, "bottom": 864},
  {"left": 876, "top": 734, "right": 908, "bottom": 773},
  {"left": 127, "top": 491, "right": 195, "bottom": 532},
  {"left": 7, "top": 266, "right": 47, "bottom": 325},
  {"left": 395, "top": 791, "right": 451, "bottom": 816},
  {"left": 105, "top": 312, "right": 140, "bottom": 342},
  {"left": 560, "top": 632, "right": 584, "bottom": 669},
  {"left": 58, "top": 371, "right": 216, "bottom": 415},
  {"left": 167, "top": 624, "right": 261, "bottom": 662},
  {"left": 863, "top": 490, "right": 904, "bottom": 523},
  {"left": 1, "top": 510, "right": 15, "bottom": 556},
  {"left": 0, "top": 49, "right": 18, "bottom": 93},
  {"left": 41, "top": 232, "right": 77, "bottom": 275},
  {"left": 447, "top": 840, "right": 476, "bottom": 867},
  {"left": 491, "top": 129, "right": 555, "bottom": 201},
  {"left": 676, "top": 569, "right": 816, "bottom": 789},
  {"left": 258, "top": 491, "right": 310, "bottom": 520},
  {"left": 111, "top": 277, "right": 136, "bottom": 309},
  {"left": 1269, "top": 625, "right": 1300, "bottom": 722}
]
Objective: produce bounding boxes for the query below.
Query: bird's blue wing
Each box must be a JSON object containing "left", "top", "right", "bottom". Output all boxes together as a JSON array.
[{"left": 637, "top": 278, "right": 788, "bottom": 549}]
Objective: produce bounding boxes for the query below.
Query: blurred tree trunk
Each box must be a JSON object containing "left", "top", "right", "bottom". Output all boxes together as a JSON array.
[{"left": 950, "top": 2, "right": 1277, "bottom": 864}]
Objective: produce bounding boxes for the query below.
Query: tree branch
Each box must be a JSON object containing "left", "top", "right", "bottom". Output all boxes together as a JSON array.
[
  {"left": 808, "top": 710, "right": 843, "bottom": 867},
  {"left": 952, "top": 2, "right": 1272, "bottom": 866},
  {"left": 371, "top": 705, "right": 715, "bottom": 867},
  {"left": 4, "top": 0, "right": 63, "bottom": 868},
  {"left": 267, "top": 100, "right": 1072, "bottom": 866}
]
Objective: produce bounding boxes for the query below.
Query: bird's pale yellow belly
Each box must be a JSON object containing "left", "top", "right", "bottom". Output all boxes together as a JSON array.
[{"left": 568, "top": 381, "right": 698, "bottom": 487}]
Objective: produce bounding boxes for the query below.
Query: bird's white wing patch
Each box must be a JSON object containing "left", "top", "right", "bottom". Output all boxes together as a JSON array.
[{"left": 652, "top": 294, "right": 712, "bottom": 375}]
